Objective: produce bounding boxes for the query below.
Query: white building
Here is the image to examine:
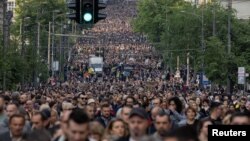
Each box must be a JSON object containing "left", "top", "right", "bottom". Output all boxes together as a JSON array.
[
  {"left": 7, "top": 0, "right": 16, "bottom": 12},
  {"left": 186, "top": 0, "right": 250, "bottom": 19},
  {"left": 221, "top": 0, "right": 250, "bottom": 19}
]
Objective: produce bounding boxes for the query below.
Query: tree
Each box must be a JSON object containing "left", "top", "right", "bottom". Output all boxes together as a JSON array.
[
  {"left": 132, "top": 0, "right": 250, "bottom": 87},
  {"left": 203, "top": 36, "right": 227, "bottom": 84},
  {"left": 0, "top": 0, "right": 72, "bottom": 90}
]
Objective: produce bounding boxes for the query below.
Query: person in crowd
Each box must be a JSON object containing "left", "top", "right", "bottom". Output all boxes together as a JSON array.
[
  {"left": 117, "top": 108, "right": 149, "bottom": 141},
  {"left": 53, "top": 110, "right": 71, "bottom": 141},
  {"left": 0, "top": 96, "right": 6, "bottom": 123},
  {"left": 96, "top": 104, "right": 113, "bottom": 128},
  {"left": 25, "top": 100, "right": 34, "bottom": 120},
  {"left": 152, "top": 98, "right": 162, "bottom": 108},
  {"left": 120, "top": 105, "right": 132, "bottom": 124},
  {"left": 163, "top": 125, "right": 198, "bottom": 141},
  {"left": 89, "top": 121, "right": 105, "bottom": 141},
  {"left": 0, "top": 114, "right": 27, "bottom": 141},
  {"left": 105, "top": 118, "right": 128, "bottom": 139},
  {"left": 31, "top": 111, "right": 47, "bottom": 130},
  {"left": 230, "top": 112, "right": 250, "bottom": 125},
  {"left": 178, "top": 107, "right": 199, "bottom": 128},
  {"left": 85, "top": 105, "right": 95, "bottom": 121},
  {"left": 207, "top": 102, "right": 222, "bottom": 125},
  {"left": 149, "top": 106, "right": 163, "bottom": 134},
  {"left": 0, "top": 102, "right": 31, "bottom": 134},
  {"left": 65, "top": 108, "right": 90, "bottom": 141},
  {"left": 153, "top": 112, "right": 172, "bottom": 141},
  {"left": 167, "top": 97, "right": 185, "bottom": 127},
  {"left": 197, "top": 118, "right": 213, "bottom": 141},
  {"left": 199, "top": 99, "right": 210, "bottom": 119}
]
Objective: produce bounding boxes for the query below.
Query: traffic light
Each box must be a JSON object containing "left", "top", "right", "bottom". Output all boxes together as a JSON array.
[
  {"left": 67, "top": 0, "right": 81, "bottom": 23},
  {"left": 67, "top": 0, "right": 107, "bottom": 26},
  {"left": 94, "top": 0, "right": 107, "bottom": 23},
  {"left": 81, "top": 0, "right": 94, "bottom": 24}
]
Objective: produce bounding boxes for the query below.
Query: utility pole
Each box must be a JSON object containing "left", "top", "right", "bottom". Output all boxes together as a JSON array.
[
  {"left": 52, "top": 12, "right": 55, "bottom": 77},
  {"left": 48, "top": 22, "right": 51, "bottom": 70},
  {"left": 200, "top": 3, "right": 205, "bottom": 89},
  {"left": 59, "top": 22, "right": 63, "bottom": 79},
  {"left": 35, "top": 22, "right": 40, "bottom": 87},
  {"left": 2, "top": 0, "right": 12, "bottom": 91},
  {"left": 2, "top": 0, "right": 7, "bottom": 91},
  {"left": 227, "top": 0, "right": 232, "bottom": 95},
  {"left": 212, "top": 1, "right": 216, "bottom": 36},
  {"left": 187, "top": 52, "right": 190, "bottom": 86}
]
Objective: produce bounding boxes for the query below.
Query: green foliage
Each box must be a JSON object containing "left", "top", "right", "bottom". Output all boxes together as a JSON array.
[
  {"left": 203, "top": 36, "right": 227, "bottom": 84},
  {"left": 0, "top": 0, "right": 70, "bottom": 90},
  {"left": 133, "top": 0, "right": 250, "bottom": 85}
]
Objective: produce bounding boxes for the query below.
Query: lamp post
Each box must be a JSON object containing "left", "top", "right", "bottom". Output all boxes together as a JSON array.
[
  {"left": 51, "top": 10, "right": 61, "bottom": 77},
  {"left": 181, "top": 8, "right": 205, "bottom": 88},
  {"left": 227, "top": 0, "right": 232, "bottom": 95},
  {"left": 20, "top": 16, "right": 30, "bottom": 89}
]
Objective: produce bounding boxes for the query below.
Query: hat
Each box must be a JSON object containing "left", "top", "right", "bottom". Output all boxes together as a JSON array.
[
  {"left": 87, "top": 98, "right": 95, "bottom": 105},
  {"left": 129, "top": 107, "right": 148, "bottom": 119}
]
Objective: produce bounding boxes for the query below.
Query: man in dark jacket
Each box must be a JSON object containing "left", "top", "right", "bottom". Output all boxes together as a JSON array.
[
  {"left": 117, "top": 107, "right": 149, "bottom": 141},
  {"left": 0, "top": 114, "right": 27, "bottom": 141},
  {"left": 96, "top": 104, "right": 113, "bottom": 128}
]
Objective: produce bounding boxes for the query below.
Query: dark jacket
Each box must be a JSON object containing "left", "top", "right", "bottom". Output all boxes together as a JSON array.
[
  {"left": 0, "top": 131, "right": 27, "bottom": 141},
  {"left": 95, "top": 116, "right": 113, "bottom": 128},
  {"left": 116, "top": 136, "right": 130, "bottom": 141}
]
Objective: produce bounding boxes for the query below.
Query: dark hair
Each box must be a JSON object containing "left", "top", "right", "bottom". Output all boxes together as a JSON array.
[
  {"left": 197, "top": 118, "right": 213, "bottom": 134},
  {"left": 210, "top": 102, "right": 222, "bottom": 112},
  {"left": 168, "top": 97, "right": 183, "bottom": 113},
  {"left": 185, "top": 107, "right": 197, "bottom": 116},
  {"left": 101, "top": 103, "right": 110, "bottom": 109},
  {"left": 68, "top": 108, "right": 89, "bottom": 124},
  {"left": 8, "top": 101, "right": 19, "bottom": 108},
  {"left": 163, "top": 125, "right": 198, "bottom": 141},
  {"left": 33, "top": 111, "right": 48, "bottom": 121},
  {"left": 202, "top": 99, "right": 210, "bottom": 104},
  {"left": 125, "top": 96, "right": 135, "bottom": 105},
  {"left": 106, "top": 118, "right": 128, "bottom": 137},
  {"left": 230, "top": 112, "right": 250, "bottom": 123},
  {"left": 9, "top": 114, "right": 25, "bottom": 124},
  {"left": 156, "top": 111, "right": 171, "bottom": 122}
]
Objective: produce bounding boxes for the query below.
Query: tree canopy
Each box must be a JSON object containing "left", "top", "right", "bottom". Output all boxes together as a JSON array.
[{"left": 133, "top": 0, "right": 250, "bottom": 86}]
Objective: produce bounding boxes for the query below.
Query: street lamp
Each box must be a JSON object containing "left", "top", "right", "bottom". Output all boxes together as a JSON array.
[
  {"left": 180, "top": 8, "right": 205, "bottom": 88},
  {"left": 51, "top": 10, "right": 62, "bottom": 77},
  {"left": 20, "top": 16, "right": 31, "bottom": 56}
]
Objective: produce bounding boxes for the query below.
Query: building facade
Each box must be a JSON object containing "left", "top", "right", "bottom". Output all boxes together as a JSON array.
[{"left": 7, "top": 0, "right": 15, "bottom": 12}]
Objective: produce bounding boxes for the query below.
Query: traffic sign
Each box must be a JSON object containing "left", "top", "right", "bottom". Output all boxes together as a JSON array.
[
  {"left": 238, "top": 67, "right": 245, "bottom": 74},
  {"left": 238, "top": 76, "right": 245, "bottom": 84}
]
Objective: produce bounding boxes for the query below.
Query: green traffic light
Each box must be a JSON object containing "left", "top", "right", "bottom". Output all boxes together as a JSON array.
[{"left": 83, "top": 13, "right": 92, "bottom": 22}]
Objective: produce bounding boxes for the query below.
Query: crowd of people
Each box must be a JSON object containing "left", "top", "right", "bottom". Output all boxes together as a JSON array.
[{"left": 0, "top": 0, "right": 250, "bottom": 141}]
